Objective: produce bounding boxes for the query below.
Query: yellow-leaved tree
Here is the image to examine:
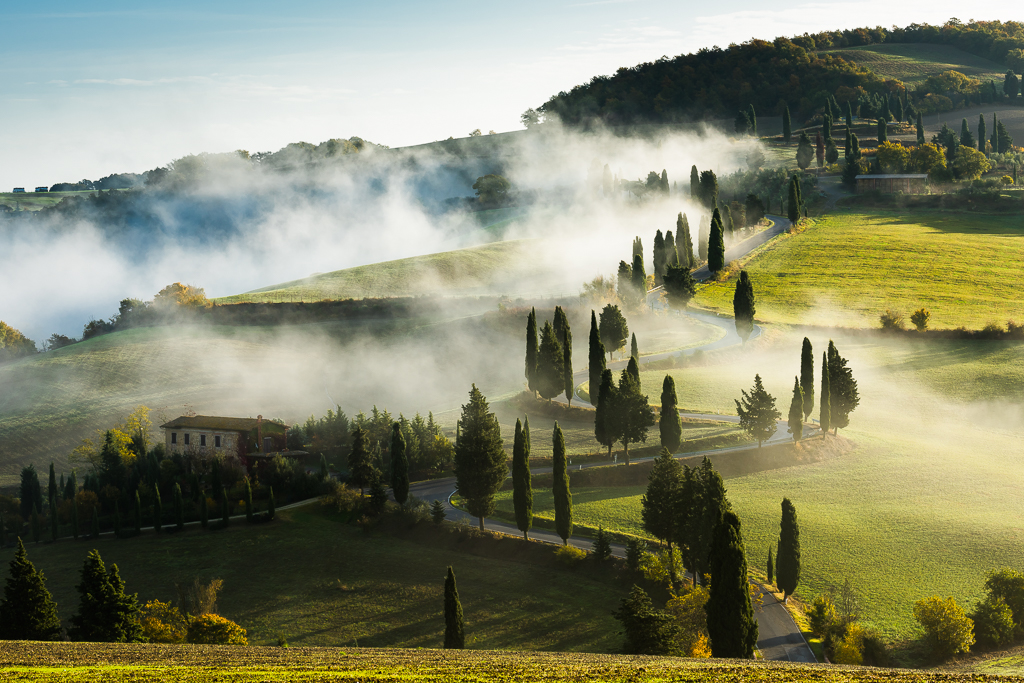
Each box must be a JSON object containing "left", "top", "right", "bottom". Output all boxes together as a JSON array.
[
  {"left": 141, "top": 600, "right": 189, "bottom": 643},
  {"left": 152, "top": 283, "right": 212, "bottom": 310},
  {"left": 876, "top": 142, "right": 910, "bottom": 174}
]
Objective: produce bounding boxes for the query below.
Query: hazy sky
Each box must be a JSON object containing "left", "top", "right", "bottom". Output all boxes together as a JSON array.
[{"left": 2, "top": 1, "right": 972, "bottom": 190}]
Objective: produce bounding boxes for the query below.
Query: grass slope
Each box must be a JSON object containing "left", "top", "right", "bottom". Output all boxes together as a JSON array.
[
  {"left": 217, "top": 240, "right": 541, "bottom": 303},
  {"left": 0, "top": 190, "right": 92, "bottom": 211},
  {"left": 4, "top": 643, "right": 1018, "bottom": 682},
  {"left": 694, "top": 210, "right": 1024, "bottom": 329},
  {"left": 1, "top": 505, "right": 624, "bottom": 651},
  {"left": 820, "top": 43, "right": 1007, "bottom": 86}
]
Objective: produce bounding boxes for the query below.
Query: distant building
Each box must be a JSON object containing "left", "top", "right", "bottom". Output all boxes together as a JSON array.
[
  {"left": 12, "top": 188, "right": 25, "bottom": 193},
  {"left": 34, "top": 187, "right": 48, "bottom": 192},
  {"left": 160, "top": 414, "right": 289, "bottom": 459},
  {"left": 856, "top": 174, "right": 928, "bottom": 194}
]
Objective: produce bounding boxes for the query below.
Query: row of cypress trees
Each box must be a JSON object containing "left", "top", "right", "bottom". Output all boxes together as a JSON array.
[{"left": 525, "top": 306, "right": 575, "bottom": 404}]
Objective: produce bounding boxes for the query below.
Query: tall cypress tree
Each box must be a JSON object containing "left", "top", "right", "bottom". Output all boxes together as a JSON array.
[
  {"left": 552, "top": 422, "right": 573, "bottom": 545},
  {"left": 776, "top": 498, "right": 801, "bottom": 600},
  {"left": 678, "top": 213, "right": 695, "bottom": 268},
  {"left": 788, "top": 377, "right": 804, "bottom": 442},
  {"left": 563, "top": 325, "right": 574, "bottom": 407},
  {"left": 525, "top": 308, "right": 539, "bottom": 396},
  {"left": 537, "top": 321, "right": 564, "bottom": 401},
  {"left": 767, "top": 545, "right": 775, "bottom": 586},
  {"left": 787, "top": 176, "right": 800, "bottom": 223},
  {"left": 71, "top": 496, "right": 79, "bottom": 539},
  {"left": 800, "top": 337, "right": 814, "bottom": 420},
  {"left": 689, "top": 165, "right": 699, "bottom": 197},
  {"left": 708, "top": 208, "right": 725, "bottom": 272},
  {"left": 820, "top": 352, "right": 831, "bottom": 434},
  {"left": 630, "top": 333, "right": 639, "bottom": 362},
  {"left": 0, "top": 539, "right": 62, "bottom": 641},
  {"left": 991, "top": 112, "right": 999, "bottom": 153},
  {"left": 659, "top": 376, "right": 682, "bottom": 453},
  {"left": 796, "top": 131, "right": 814, "bottom": 169},
  {"left": 705, "top": 511, "right": 758, "bottom": 658},
  {"left": 173, "top": 483, "right": 184, "bottom": 531},
  {"left": 512, "top": 418, "right": 533, "bottom": 540},
  {"left": 960, "top": 118, "right": 976, "bottom": 149},
  {"left": 588, "top": 311, "right": 606, "bottom": 407},
  {"left": 443, "top": 566, "right": 465, "bottom": 649},
  {"left": 49, "top": 497, "right": 59, "bottom": 542},
  {"left": 877, "top": 116, "right": 888, "bottom": 144},
  {"left": 653, "top": 229, "right": 666, "bottom": 283},
  {"left": 844, "top": 127, "right": 852, "bottom": 159},
  {"left": 733, "top": 270, "right": 756, "bottom": 342},
  {"left": 642, "top": 448, "right": 682, "bottom": 581},
  {"left": 69, "top": 549, "right": 144, "bottom": 642},
  {"left": 827, "top": 341, "right": 860, "bottom": 433},
  {"left": 617, "top": 364, "right": 654, "bottom": 466},
  {"left": 846, "top": 100, "right": 853, "bottom": 129},
  {"left": 782, "top": 105, "right": 792, "bottom": 143},
  {"left": 390, "top": 423, "right": 409, "bottom": 506},
  {"left": 979, "top": 114, "right": 987, "bottom": 153},
  {"left": 664, "top": 230, "right": 677, "bottom": 267},
  {"left": 748, "top": 104, "right": 757, "bottom": 137},
  {"left": 631, "top": 252, "right": 647, "bottom": 307},
  {"left": 152, "top": 487, "right": 161, "bottom": 534},
  {"left": 48, "top": 463, "right": 57, "bottom": 506},
  {"left": 553, "top": 306, "right": 568, "bottom": 347},
  {"left": 453, "top": 385, "right": 507, "bottom": 530},
  {"left": 595, "top": 369, "right": 619, "bottom": 459}
]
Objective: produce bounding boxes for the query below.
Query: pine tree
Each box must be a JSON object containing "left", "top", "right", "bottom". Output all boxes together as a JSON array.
[
  {"left": 659, "top": 376, "right": 682, "bottom": 453},
  {"left": 735, "top": 374, "right": 781, "bottom": 447},
  {"left": 593, "top": 526, "right": 612, "bottom": 561},
  {"left": 173, "top": 483, "right": 184, "bottom": 531},
  {"left": 244, "top": 478, "right": 253, "bottom": 523},
  {"left": 152, "top": 487, "right": 161, "bottom": 534},
  {"left": 642, "top": 448, "right": 682, "bottom": 579},
  {"left": 552, "top": 422, "right": 573, "bottom": 545},
  {"left": 776, "top": 498, "right": 801, "bottom": 600},
  {"left": 512, "top": 419, "right": 533, "bottom": 539},
  {"left": 0, "top": 539, "right": 62, "bottom": 640},
  {"left": 599, "top": 304, "right": 629, "bottom": 360},
  {"left": 614, "top": 585, "right": 679, "bottom": 655},
  {"left": 708, "top": 208, "right": 725, "bottom": 272},
  {"left": 443, "top": 566, "right": 464, "bottom": 649},
  {"left": 782, "top": 105, "right": 792, "bottom": 143},
  {"left": 796, "top": 131, "right": 814, "bottom": 169},
  {"left": 200, "top": 494, "right": 209, "bottom": 528},
  {"left": 267, "top": 487, "right": 276, "bottom": 520},
  {"left": 453, "top": 385, "right": 508, "bottom": 530},
  {"left": 69, "top": 549, "right": 144, "bottom": 642},
  {"left": 800, "top": 338, "right": 814, "bottom": 420},
  {"left": 630, "top": 333, "right": 639, "bottom": 362},
  {"left": 767, "top": 545, "right": 775, "bottom": 587},
  {"left": 820, "top": 352, "right": 831, "bottom": 434},
  {"left": 431, "top": 499, "right": 447, "bottom": 524},
  {"left": 594, "top": 369, "right": 620, "bottom": 459},
  {"left": 616, "top": 365, "right": 655, "bottom": 465},
  {"left": 525, "top": 308, "right": 539, "bottom": 396},
  {"left": 733, "top": 270, "right": 756, "bottom": 342},
  {"left": 689, "top": 165, "right": 699, "bottom": 197},
  {"left": 563, "top": 325, "right": 574, "bottom": 407},
  {"left": 537, "top": 321, "right": 564, "bottom": 400},
  {"left": 588, "top": 311, "right": 606, "bottom": 407},
  {"left": 979, "top": 114, "right": 987, "bottom": 153},
  {"left": 705, "top": 511, "right": 758, "bottom": 658},
  {"left": 221, "top": 487, "right": 230, "bottom": 527},
  {"left": 390, "top": 423, "right": 409, "bottom": 505},
  {"left": 788, "top": 377, "right": 804, "bottom": 442},
  {"left": 827, "top": 341, "right": 860, "bottom": 433}
]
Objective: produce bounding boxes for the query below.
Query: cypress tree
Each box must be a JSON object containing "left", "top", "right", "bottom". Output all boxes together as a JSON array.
[
  {"left": 390, "top": 423, "right": 409, "bottom": 506},
  {"left": 653, "top": 229, "right": 666, "bottom": 283},
  {"left": 877, "top": 116, "right": 887, "bottom": 144},
  {"left": 960, "top": 118, "right": 975, "bottom": 149},
  {"left": 895, "top": 96, "right": 904, "bottom": 123},
  {"left": 979, "top": 114, "right": 987, "bottom": 153},
  {"left": 0, "top": 539, "right": 62, "bottom": 640},
  {"left": 91, "top": 507, "right": 99, "bottom": 539},
  {"left": 689, "top": 165, "right": 699, "bottom": 197},
  {"left": 851, "top": 132, "right": 861, "bottom": 159},
  {"left": 708, "top": 208, "right": 725, "bottom": 272},
  {"left": 991, "top": 112, "right": 999, "bottom": 153},
  {"left": 782, "top": 105, "right": 792, "bottom": 143},
  {"left": 152, "top": 487, "right": 161, "bottom": 534},
  {"left": 588, "top": 311, "right": 606, "bottom": 407},
  {"left": 660, "top": 169, "right": 669, "bottom": 194},
  {"left": 244, "top": 478, "right": 254, "bottom": 523},
  {"left": 767, "top": 545, "right": 775, "bottom": 586},
  {"left": 827, "top": 341, "right": 860, "bottom": 433},
  {"left": 617, "top": 363, "right": 655, "bottom": 466},
  {"left": 800, "top": 337, "right": 814, "bottom": 420},
  {"left": 642, "top": 448, "right": 682, "bottom": 581},
  {"left": 844, "top": 127, "right": 852, "bottom": 159},
  {"left": 796, "top": 132, "right": 814, "bottom": 169},
  {"left": 512, "top": 419, "right": 533, "bottom": 539},
  {"left": 664, "top": 230, "right": 677, "bottom": 267},
  {"left": 697, "top": 216, "right": 709, "bottom": 263},
  {"left": 31, "top": 506, "right": 40, "bottom": 543},
  {"left": 679, "top": 213, "right": 694, "bottom": 268},
  {"left": 820, "top": 352, "right": 831, "bottom": 434},
  {"left": 563, "top": 325, "right": 574, "bottom": 407},
  {"left": 659, "top": 375, "right": 682, "bottom": 453},
  {"left": 443, "top": 566, "right": 465, "bottom": 649},
  {"left": 626, "top": 355, "right": 640, "bottom": 386},
  {"left": 268, "top": 487, "right": 276, "bottom": 520},
  {"left": 595, "top": 369, "right": 619, "bottom": 459},
  {"left": 173, "top": 483, "right": 184, "bottom": 531},
  {"left": 553, "top": 306, "right": 568, "bottom": 347},
  {"left": 593, "top": 526, "right": 613, "bottom": 561},
  {"left": 630, "top": 333, "right": 639, "bottom": 362},
  {"left": 221, "top": 487, "right": 230, "bottom": 527},
  {"left": 525, "top": 308, "right": 539, "bottom": 396},
  {"left": 113, "top": 501, "right": 121, "bottom": 538},
  {"left": 50, "top": 497, "right": 59, "bottom": 542},
  {"left": 631, "top": 252, "right": 647, "bottom": 307},
  {"left": 552, "top": 422, "right": 573, "bottom": 545},
  {"left": 319, "top": 454, "right": 328, "bottom": 481},
  {"left": 48, "top": 463, "right": 57, "bottom": 505},
  {"left": 69, "top": 549, "right": 144, "bottom": 642},
  {"left": 599, "top": 304, "right": 629, "bottom": 360},
  {"left": 723, "top": 204, "right": 736, "bottom": 238},
  {"left": 664, "top": 262, "right": 697, "bottom": 310},
  {"left": 134, "top": 491, "right": 142, "bottom": 533},
  {"left": 776, "top": 498, "right": 801, "bottom": 600},
  {"left": 748, "top": 104, "right": 757, "bottom": 137},
  {"left": 788, "top": 377, "right": 804, "bottom": 442},
  {"left": 200, "top": 493, "right": 209, "bottom": 528},
  {"left": 815, "top": 131, "right": 825, "bottom": 168},
  {"left": 453, "top": 385, "right": 507, "bottom": 530},
  {"left": 846, "top": 100, "right": 853, "bottom": 129},
  {"left": 787, "top": 176, "right": 800, "bottom": 223},
  {"left": 842, "top": 156, "right": 859, "bottom": 188},
  {"left": 705, "top": 511, "right": 758, "bottom": 658},
  {"left": 537, "top": 321, "right": 564, "bottom": 400},
  {"left": 733, "top": 270, "right": 756, "bottom": 342}
]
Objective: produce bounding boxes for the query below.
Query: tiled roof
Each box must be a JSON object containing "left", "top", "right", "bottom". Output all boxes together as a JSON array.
[{"left": 160, "top": 415, "right": 262, "bottom": 431}]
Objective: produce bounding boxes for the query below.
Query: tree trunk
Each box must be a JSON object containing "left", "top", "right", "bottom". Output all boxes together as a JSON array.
[
  {"left": 478, "top": 516, "right": 484, "bottom": 531},
  {"left": 623, "top": 442, "right": 630, "bottom": 466},
  {"left": 523, "top": 530, "right": 528, "bottom": 540}
]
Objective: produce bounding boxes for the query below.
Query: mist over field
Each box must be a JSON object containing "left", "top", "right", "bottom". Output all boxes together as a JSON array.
[{"left": 0, "top": 124, "right": 757, "bottom": 341}]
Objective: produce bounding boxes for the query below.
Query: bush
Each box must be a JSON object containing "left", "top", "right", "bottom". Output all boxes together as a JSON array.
[
  {"left": 910, "top": 308, "right": 930, "bottom": 331},
  {"left": 972, "top": 595, "right": 1015, "bottom": 648},
  {"left": 832, "top": 622, "right": 865, "bottom": 665},
  {"left": 914, "top": 596, "right": 975, "bottom": 659},
  {"left": 808, "top": 594, "right": 839, "bottom": 639},
  {"left": 592, "top": 526, "right": 612, "bottom": 561},
  {"left": 880, "top": 310, "right": 905, "bottom": 331},
  {"left": 861, "top": 630, "right": 891, "bottom": 666},
  {"left": 1002, "top": 175, "right": 1014, "bottom": 185},
  {"left": 554, "top": 544, "right": 587, "bottom": 567},
  {"left": 186, "top": 613, "right": 248, "bottom": 645},
  {"left": 321, "top": 480, "right": 363, "bottom": 514},
  {"left": 140, "top": 600, "right": 188, "bottom": 643}
]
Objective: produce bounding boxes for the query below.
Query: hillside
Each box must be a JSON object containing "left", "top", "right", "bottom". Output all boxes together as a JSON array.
[
  {"left": 820, "top": 43, "right": 1008, "bottom": 86},
  {"left": 3, "top": 641, "right": 1023, "bottom": 681},
  {"left": 216, "top": 239, "right": 541, "bottom": 304}
]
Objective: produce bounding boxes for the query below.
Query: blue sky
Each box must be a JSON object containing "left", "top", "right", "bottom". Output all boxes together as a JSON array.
[{"left": 1, "top": 1, "right": 969, "bottom": 190}]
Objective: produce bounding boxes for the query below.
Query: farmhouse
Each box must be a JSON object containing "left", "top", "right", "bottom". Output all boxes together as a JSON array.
[
  {"left": 161, "top": 414, "right": 288, "bottom": 457},
  {"left": 856, "top": 174, "right": 928, "bottom": 194}
]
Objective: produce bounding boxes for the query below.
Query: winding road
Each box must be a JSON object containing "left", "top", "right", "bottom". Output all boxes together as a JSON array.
[{"left": 410, "top": 213, "right": 818, "bottom": 663}]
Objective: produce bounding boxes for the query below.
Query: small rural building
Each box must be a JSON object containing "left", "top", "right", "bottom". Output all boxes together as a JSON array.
[
  {"left": 34, "top": 187, "right": 48, "bottom": 193},
  {"left": 856, "top": 174, "right": 928, "bottom": 194},
  {"left": 12, "top": 188, "right": 24, "bottom": 193},
  {"left": 160, "top": 414, "right": 288, "bottom": 457}
]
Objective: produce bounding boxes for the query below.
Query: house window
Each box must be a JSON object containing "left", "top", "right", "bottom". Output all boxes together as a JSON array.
[
  {"left": 215, "top": 435, "right": 221, "bottom": 448},
  {"left": 171, "top": 433, "right": 177, "bottom": 444},
  {"left": 184, "top": 433, "right": 190, "bottom": 445},
  {"left": 200, "top": 434, "right": 207, "bottom": 447}
]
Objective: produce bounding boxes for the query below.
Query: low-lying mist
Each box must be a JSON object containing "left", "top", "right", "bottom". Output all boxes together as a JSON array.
[{"left": 0, "top": 122, "right": 758, "bottom": 341}]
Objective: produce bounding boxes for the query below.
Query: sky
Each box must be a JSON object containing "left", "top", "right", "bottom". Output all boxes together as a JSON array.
[{"left": 0, "top": 1, "right": 979, "bottom": 191}]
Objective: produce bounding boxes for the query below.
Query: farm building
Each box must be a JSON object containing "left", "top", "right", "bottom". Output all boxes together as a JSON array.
[
  {"left": 161, "top": 414, "right": 289, "bottom": 458},
  {"left": 856, "top": 174, "right": 928, "bottom": 194}
]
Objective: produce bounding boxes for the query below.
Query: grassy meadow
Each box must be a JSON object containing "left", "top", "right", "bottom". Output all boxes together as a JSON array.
[
  {"left": 0, "top": 504, "right": 626, "bottom": 651},
  {"left": 0, "top": 190, "right": 92, "bottom": 211},
  {"left": 819, "top": 43, "right": 1006, "bottom": 86},
  {"left": 695, "top": 210, "right": 1024, "bottom": 329}
]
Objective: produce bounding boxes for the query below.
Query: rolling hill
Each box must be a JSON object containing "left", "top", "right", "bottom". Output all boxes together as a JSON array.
[{"left": 820, "top": 43, "right": 1008, "bottom": 86}]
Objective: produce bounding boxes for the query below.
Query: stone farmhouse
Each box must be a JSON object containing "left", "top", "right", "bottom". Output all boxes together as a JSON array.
[{"left": 160, "top": 415, "right": 288, "bottom": 458}]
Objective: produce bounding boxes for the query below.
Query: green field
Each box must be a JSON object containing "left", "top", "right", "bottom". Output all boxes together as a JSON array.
[
  {"left": 0, "top": 504, "right": 625, "bottom": 651},
  {"left": 695, "top": 210, "right": 1024, "bottom": 330},
  {"left": 821, "top": 43, "right": 1007, "bottom": 86},
  {"left": 217, "top": 240, "right": 542, "bottom": 303},
  {"left": 0, "top": 190, "right": 92, "bottom": 211},
  {"left": 3, "top": 642, "right": 1016, "bottom": 682}
]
